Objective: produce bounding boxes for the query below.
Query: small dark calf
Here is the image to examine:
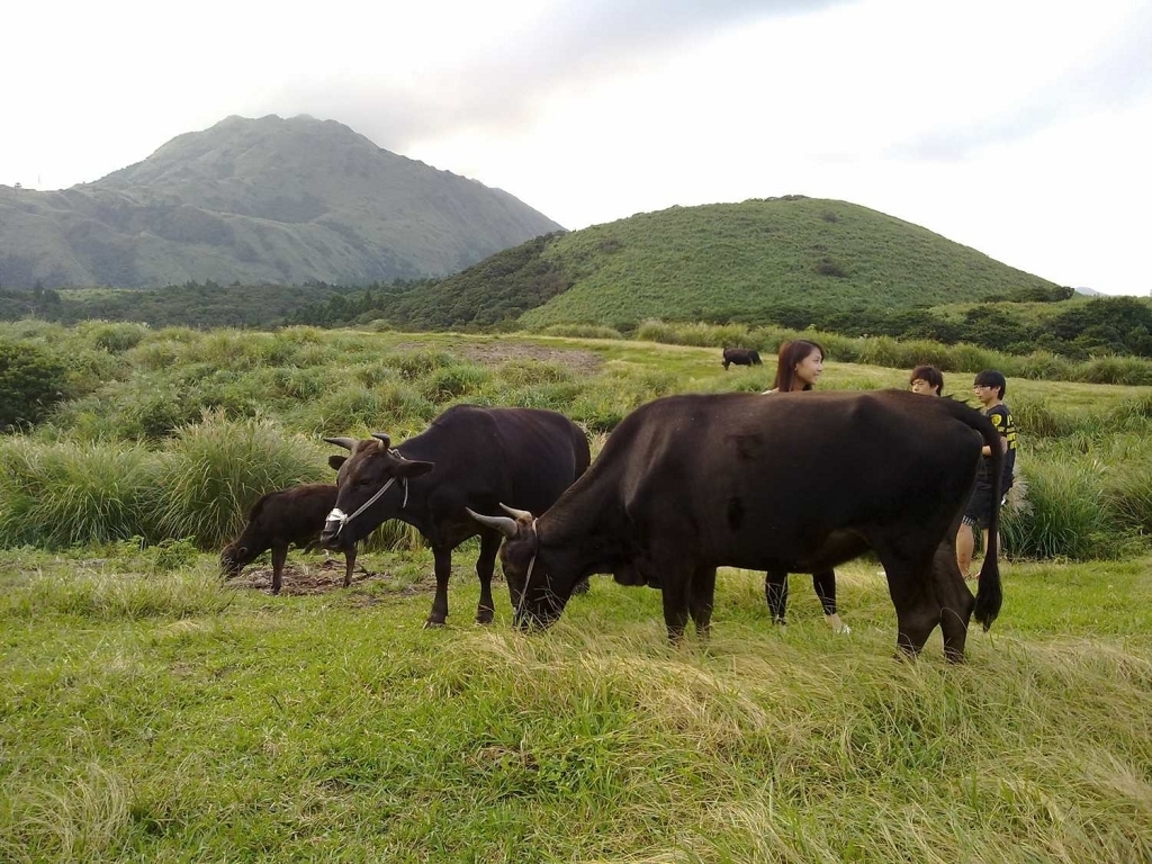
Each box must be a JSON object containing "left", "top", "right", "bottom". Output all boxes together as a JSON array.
[
  {"left": 722, "top": 348, "right": 762, "bottom": 370},
  {"left": 221, "top": 483, "right": 357, "bottom": 594}
]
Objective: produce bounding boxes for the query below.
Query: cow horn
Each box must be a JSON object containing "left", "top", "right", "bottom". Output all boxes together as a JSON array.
[
  {"left": 500, "top": 503, "right": 535, "bottom": 521},
  {"left": 465, "top": 508, "right": 519, "bottom": 539},
  {"left": 371, "top": 433, "right": 392, "bottom": 448},
  {"left": 323, "top": 437, "right": 357, "bottom": 451}
]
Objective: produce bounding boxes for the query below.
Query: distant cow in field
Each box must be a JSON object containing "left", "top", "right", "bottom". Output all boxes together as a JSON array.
[
  {"left": 469, "top": 390, "right": 1003, "bottom": 662},
  {"left": 722, "top": 348, "right": 762, "bottom": 370},
  {"left": 321, "top": 404, "right": 591, "bottom": 627},
  {"left": 221, "top": 483, "right": 357, "bottom": 594}
]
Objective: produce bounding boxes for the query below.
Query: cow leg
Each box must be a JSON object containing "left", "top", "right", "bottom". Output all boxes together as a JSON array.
[
  {"left": 474, "top": 531, "right": 500, "bottom": 625},
  {"left": 270, "top": 543, "right": 288, "bottom": 595},
  {"left": 658, "top": 561, "right": 695, "bottom": 644},
  {"left": 689, "top": 567, "right": 717, "bottom": 639},
  {"left": 426, "top": 546, "right": 453, "bottom": 627},
  {"left": 932, "top": 540, "right": 976, "bottom": 662},
  {"left": 765, "top": 570, "right": 789, "bottom": 625},
  {"left": 343, "top": 544, "right": 357, "bottom": 588},
  {"left": 876, "top": 546, "right": 941, "bottom": 658}
]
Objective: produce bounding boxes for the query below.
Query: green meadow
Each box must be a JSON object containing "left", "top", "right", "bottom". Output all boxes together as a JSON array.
[{"left": 2, "top": 320, "right": 1151, "bottom": 862}]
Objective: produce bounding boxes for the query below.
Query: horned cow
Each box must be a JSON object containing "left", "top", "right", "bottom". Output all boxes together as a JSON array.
[
  {"left": 321, "top": 404, "right": 590, "bottom": 627},
  {"left": 470, "top": 390, "right": 1003, "bottom": 662}
]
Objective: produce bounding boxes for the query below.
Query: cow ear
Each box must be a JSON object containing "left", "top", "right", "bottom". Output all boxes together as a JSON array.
[
  {"left": 395, "top": 459, "right": 434, "bottom": 479},
  {"left": 328, "top": 455, "right": 347, "bottom": 471}
]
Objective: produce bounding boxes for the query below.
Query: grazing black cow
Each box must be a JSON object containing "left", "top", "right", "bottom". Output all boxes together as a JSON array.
[
  {"left": 320, "top": 405, "right": 591, "bottom": 627},
  {"left": 468, "top": 390, "right": 1003, "bottom": 661},
  {"left": 221, "top": 483, "right": 357, "bottom": 594},
  {"left": 722, "top": 348, "right": 762, "bottom": 370}
]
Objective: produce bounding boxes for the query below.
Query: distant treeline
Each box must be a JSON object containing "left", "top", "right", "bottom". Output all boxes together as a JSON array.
[{"left": 2, "top": 280, "right": 1150, "bottom": 360}]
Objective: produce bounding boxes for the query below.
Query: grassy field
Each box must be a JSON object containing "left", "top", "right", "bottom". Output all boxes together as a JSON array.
[
  {"left": 2, "top": 323, "right": 1151, "bottom": 861},
  {"left": 2, "top": 546, "right": 1150, "bottom": 863}
]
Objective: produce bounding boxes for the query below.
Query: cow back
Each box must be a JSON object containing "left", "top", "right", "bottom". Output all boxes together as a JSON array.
[{"left": 401, "top": 405, "right": 589, "bottom": 515}]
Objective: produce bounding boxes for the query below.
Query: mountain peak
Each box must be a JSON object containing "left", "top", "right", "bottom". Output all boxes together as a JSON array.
[{"left": 0, "top": 115, "right": 562, "bottom": 288}]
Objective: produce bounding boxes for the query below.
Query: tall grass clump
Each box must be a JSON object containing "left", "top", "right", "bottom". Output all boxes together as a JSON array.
[
  {"left": 1009, "top": 395, "right": 1068, "bottom": 439},
  {"left": 1011, "top": 349, "right": 1074, "bottom": 381},
  {"left": 1081, "top": 355, "right": 1152, "bottom": 386},
  {"left": 419, "top": 363, "right": 492, "bottom": 402},
  {"left": 0, "top": 762, "right": 130, "bottom": 863},
  {"left": 302, "top": 382, "right": 435, "bottom": 436},
  {"left": 538, "top": 324, "right": 624, "bottom": 340},
  {"left": 0, "top": 437, "right": 158, "bottom": 549},
  {"left": 635, "top": 318, "right": 684, "bottom": 344},
  {"left": 1001, "top": 456, "right": 1134, "bottom": 559},
  {"left": 76, "top": 320, "right": 150, "bottom": 354},
  {"left": 154, "top": 412, "right": 328, "bottom": 549}
]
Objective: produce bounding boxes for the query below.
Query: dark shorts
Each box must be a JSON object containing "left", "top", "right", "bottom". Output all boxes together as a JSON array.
[{"left": 964, "top": 483, "right": 1010, "bottom": 530}]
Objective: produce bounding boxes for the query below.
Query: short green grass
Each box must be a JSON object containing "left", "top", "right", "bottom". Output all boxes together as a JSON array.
[{"left": 2, "top": 548, "right": 1150, "bottom": 863}]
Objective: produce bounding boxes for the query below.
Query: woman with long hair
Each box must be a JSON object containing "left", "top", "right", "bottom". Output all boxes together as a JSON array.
[{"left": 763, "top": 339, "right": 849, "bottom": 633}]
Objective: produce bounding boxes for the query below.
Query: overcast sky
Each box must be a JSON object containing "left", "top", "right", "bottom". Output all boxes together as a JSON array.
[{"left": 4, "top": 0, "right": 1150, "bottom": 296}]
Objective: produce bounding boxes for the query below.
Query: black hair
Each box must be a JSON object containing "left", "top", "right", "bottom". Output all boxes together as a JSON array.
[{"left": 973, "top": 369, "right": 1007, "bottom": 399}]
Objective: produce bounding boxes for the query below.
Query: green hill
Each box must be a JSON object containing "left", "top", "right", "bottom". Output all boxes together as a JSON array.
[
  {"left": 0, "top": 115, "right": 562, "bottom": 288},
  {"left": 390, "top": 196, "right": 1063, "bottom": 330}
]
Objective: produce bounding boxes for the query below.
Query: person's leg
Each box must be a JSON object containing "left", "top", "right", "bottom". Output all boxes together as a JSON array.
[
  {"left": 956, "top": 519, "right": 976, "bottom": 580},
  {"left": 813, "top": 570, "right": 849, "bottom": 633}
]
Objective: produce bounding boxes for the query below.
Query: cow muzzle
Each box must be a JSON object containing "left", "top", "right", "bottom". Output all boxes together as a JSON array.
[{"left": 320, "top": 508, "right": 348, "bottom": 546}]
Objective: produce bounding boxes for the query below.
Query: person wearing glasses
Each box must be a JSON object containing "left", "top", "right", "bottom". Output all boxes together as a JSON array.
[{"left": 957, "top": 370, "right": 1017, "bottom": 579}]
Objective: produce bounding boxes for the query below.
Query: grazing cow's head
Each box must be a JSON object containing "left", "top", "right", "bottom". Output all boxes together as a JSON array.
[
  {"left": 220, "top": 541, "right": 249, "bottom": 577},
  {"left": 466, "top": 505, "right": 568, "bottom": 629},
  {"left": 320, "top": 434, "right": 434, "bottom": 547}
]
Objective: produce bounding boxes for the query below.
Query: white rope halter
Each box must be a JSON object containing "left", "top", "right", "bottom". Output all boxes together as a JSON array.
[{"left": 325, "top": 475, "right": 408, "bottom": 538}]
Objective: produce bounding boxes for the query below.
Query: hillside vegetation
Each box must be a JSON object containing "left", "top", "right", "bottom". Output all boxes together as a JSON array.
[
  {"left": 391, "top": 196, "right": 1064, "bottom": 330},
  {"left": 0, "top": 115, "right": 561, "bottom": 288}
]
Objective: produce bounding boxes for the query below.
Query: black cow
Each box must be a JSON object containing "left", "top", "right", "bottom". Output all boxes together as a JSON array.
[
  {"left": 468, "top": 390, "right": 1003, "bottom": 661},
  {"left": 722, "top": 348, "right": 762, "bottom": 370},
  {"left": 320, "top": 405, "right": 591, "bottom": 627},
  {"left": 221, "top": 483, "right": 357, "bottom": 594}
]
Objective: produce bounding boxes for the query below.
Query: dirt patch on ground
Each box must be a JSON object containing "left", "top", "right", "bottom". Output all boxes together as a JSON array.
[
  {"left": 394, "top": 339, "right": 604, "bottom": 376},
  {"left": 226, "top": 557, "right": 449, "bottom": 598}
]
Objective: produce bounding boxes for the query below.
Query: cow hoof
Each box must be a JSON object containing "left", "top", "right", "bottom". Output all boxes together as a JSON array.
[
  {"left": 423, "top": 618, "right": 446, "bottom": 629},
  {"left": 475, "top": 610, "right": 494, "bottom": 625}
]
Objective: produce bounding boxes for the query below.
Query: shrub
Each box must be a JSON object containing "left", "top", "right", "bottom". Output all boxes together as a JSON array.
[
  {"left": 635, "top": 319, "right": 682, "bottom": 345},
  {"left": 0, "top": 340, "right": 72, "bottom": 431},
  {"left": 419, "top": 364, "right": 491, "bottom": 402},
  {"left": 78, "top": 320, "right": 150, "bottom": 354}
]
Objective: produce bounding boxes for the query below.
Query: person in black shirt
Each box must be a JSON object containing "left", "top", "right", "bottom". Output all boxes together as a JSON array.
[{"left": 957, "top": 369, "right": 1017, "bottom": 580}]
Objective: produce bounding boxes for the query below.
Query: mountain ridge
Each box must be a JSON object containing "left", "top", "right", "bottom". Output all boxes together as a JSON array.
[{"left": 0, "top": 115, "right": 563, "bottom": 288}]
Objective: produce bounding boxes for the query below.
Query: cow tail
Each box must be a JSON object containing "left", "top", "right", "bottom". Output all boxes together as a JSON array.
[
  {"left": 953, "top": 405, "right": 1004, "bottom": 631},
  {"left": 967, "top": 410, "right": 1004, "bottom": 631}
]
